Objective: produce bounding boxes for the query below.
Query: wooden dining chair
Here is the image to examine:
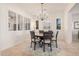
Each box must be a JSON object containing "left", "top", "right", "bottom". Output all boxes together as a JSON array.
[
  {"left": 30, "top": 31, "right": 39, "bottom": 50},
  {"left": 48, "top": 30, "right": 53, "bottom": 37},
  {"left": 52, "top": 31, "right": 59, "bottom": 48},
  {"left": 39, "top": 30, "right": 44, "bottom": 33},
  {"left": 42, "top": 32, "right": 53, "bottom": 52},
  {"left": 78, "top": 31, "right": 79, "bottom": 39}
]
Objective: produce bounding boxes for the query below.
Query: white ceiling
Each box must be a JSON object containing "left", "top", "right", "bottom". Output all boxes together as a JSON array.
[
  {"left": 8, "top": 3, "right": 76, "bottom": 19},
  {"left": 15, "top": 3, "right": 69, "bottom": 15},
  {"left": 70, "top": 3, "right": 79, "bottom": 13}
]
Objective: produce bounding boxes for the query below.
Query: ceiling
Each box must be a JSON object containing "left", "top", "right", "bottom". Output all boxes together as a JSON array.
[
  {"left": 15, "top": 3, "right": 69, "bottom": 15},
  {"left": 70, "top": 3, "right": 79, "bottom": 13},
  {"left": 8, "top": 3, "right": 76, "bottom": 19}
]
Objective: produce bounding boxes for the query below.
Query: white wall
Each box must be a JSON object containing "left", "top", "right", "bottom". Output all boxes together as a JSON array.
[
  {"left": 49, "top": 12, "right": 65, "bottom": 40},
  {"left": 0, "top": 4, "right": 32, "bottom": 50},
  {"left": 70, "top": 4, "right": 79, "bottom": 41},
  {"left": 64, "top": 3, "right": 75, "bottom": 44},
  {"left": 0, "top": 5, "right": 2, "bottom": 49}
]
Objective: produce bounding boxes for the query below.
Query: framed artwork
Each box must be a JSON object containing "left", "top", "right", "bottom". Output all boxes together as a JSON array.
[{"left": 74, "top": 21, "right": 79, "bottom": 29}]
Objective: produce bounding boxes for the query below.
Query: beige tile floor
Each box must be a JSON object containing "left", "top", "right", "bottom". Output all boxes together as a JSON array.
[{"left": 0, "top": 38, "right": 79, "bottom": 56}]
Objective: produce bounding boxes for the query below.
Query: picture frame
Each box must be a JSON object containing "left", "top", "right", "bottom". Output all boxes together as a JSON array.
[{"left": 74, "top": 21, "right": 79, "bottom": 29}]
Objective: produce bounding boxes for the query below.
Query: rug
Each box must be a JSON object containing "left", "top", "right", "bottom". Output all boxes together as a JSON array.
[{"left": 25, "top": 43, "right": 61, "bottom": 56}]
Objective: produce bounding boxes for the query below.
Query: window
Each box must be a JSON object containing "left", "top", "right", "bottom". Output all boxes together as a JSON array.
[
  {"left": 56, "top": 18, "right": 61, "bottom": 30},
  {"left": 24, "top": 18, "right": 30, "bottom": 30},
  {"left": 36, "top": 20, "right": 39, "bottom": 29},
  {"left": 18, "top": 15, "right": 23, "bottom": 30},
  {"left": 8, "top": 11, "right": 16, "bottom": 31},
  {"left": 8, "top": 10, "right": 30, "bottom": 31}
]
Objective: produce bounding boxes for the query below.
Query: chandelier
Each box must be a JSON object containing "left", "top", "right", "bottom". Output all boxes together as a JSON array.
[{"left": 38, "top": 3, "right": 48, "bottom": 21}]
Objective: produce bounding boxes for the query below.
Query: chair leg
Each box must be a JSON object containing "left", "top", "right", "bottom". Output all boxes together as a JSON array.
[
  {"left": 39, "top": 40, "right": 42, "bottom": 47},
  {"left": 43, "top": 44, "right": 45, "bottom": 52},
  {"left": 30, "top": 41, "right": 32, "bottom": 48},
  {"left": 43, "top": 42, "right": 45, "bottom": 52},
  {"left": 50, "top": 43, "right": 52, "bottom": 51},
  {"left": 55, "top": 41, "right": 58, "bottom": 48},
  {"left": 34, "top": 42, "right": 36, "bottom": 50}
]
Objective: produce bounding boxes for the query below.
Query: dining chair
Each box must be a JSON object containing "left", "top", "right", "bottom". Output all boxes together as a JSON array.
[
  {"left": 39, "top": 30, "right": 44, "bottom": 33},
  {"left": 48, "top": 30, "right": 53, "bottom": 37},
  {"left": 30, "top": 31, "right": 39, "bottom": 50},
  {"left": 52, "top": 31, "right": 59, "bottom": 48},
  {"left": 78, "top": 31, "right": 79, "bottom": 39},
  {"left": 42, "top": 32, "right": 53, "bottom": 52}
]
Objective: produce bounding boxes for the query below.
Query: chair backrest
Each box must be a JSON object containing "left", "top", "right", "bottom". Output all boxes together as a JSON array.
[
  {"left": 48, "top": 31, "right": 53, "bottom": 37},
  {"left": 56, "top": 31, "right": 59, "bottom": 40},
  {"left": 43, "top": 32, "right": 52, "bottom": 40},
  {"left": 39, "top": 30, "right": 44, "bottom": 33},
  {"left": 48, "top": 31, "right": 53, "bottom": 34},
  {"left": 30, "top": 31, "right": 35, "bottom": 39},
  {"left": 78, "top": 31, "right": 79, "bottom": 39}
]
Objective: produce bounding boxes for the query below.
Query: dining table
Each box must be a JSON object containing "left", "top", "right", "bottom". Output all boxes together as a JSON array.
[
  {"left": 35, "top": 31, "right": 53, "bottom": 47},
  {"left": 35, "top": 31, "right": 53, "bottom": 41}
]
